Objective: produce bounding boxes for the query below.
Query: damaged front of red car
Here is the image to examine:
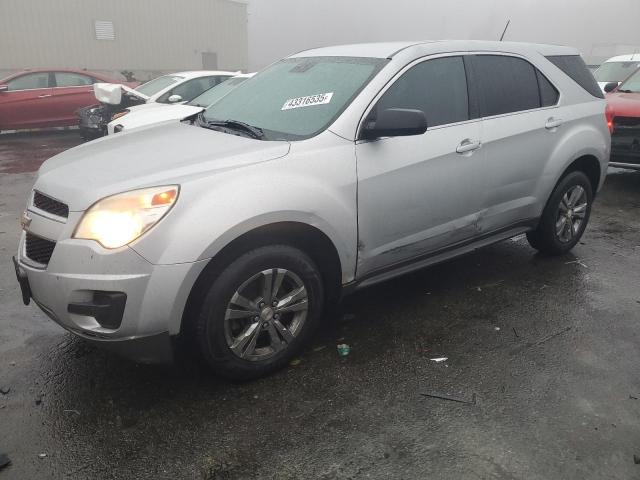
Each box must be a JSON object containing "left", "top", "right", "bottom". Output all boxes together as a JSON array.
[{"left": 606, "top": 69, "right": 640, "bottom": 170}]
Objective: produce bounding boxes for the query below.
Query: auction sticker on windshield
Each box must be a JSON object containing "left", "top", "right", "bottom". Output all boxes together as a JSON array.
[{"left": 282, "top": 92, "right": 334, "bottom": 111}]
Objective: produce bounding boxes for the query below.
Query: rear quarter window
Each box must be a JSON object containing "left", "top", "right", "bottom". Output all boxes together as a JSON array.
[{"left": 546, "top": 55, "right": 604, "bottom": 99}]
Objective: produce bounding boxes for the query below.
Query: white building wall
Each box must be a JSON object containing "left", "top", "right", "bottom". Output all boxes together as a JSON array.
[{"left": 0, "top": 0, "right": 248, "bottom": 79}]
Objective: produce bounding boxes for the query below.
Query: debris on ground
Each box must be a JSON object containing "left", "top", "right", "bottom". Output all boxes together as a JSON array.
[
  {"left": 289, "top": 358, "right": 301, "bottom": 367},
  {"left": 430, "top": 357, "right": 448, "bottom": 363},
  {"left": 630, "top": 395, "right": 639, "bottom": 400},
  {"left": 421, "top": 392, "right": 477, "bottom": 405},
  {"left": 0, "top": 453, "right": 10, "bottom": 470},
  {"left": 337, "top": 344, "right": 351, "bottom": 357},
  {"left": 634, "top": 455, "right": 640, "bottom": 465},
  {"left": 312, "top": 345, "right": 326, "bottom": 352},
  {"left": 35, "top": 395, "right": 43, "bottom": 405},
  {"left": 494, "top": 327, "right": 501, "bottom": 331},
  {"left": 536, "top": 326, "right": 572, "bottom": 346},
  {"left": 0, "top": 386, "right": 10, "bottom": 395},
  {"left": 63, "top": 409, "right": 81, "bottom": 415},
  {"left": 472, "top": 280, "right": 504, "bottom": 292},
  {"left": 38, "top": 453, "right": 47, "bottom": 458},
  {"left": 9, "top": 361, "right": 15, "bottom": 366},
  {"left": 565, "top": 259, "right": 588, "bottom": 268},
  {"left": 512, "top": 327, "right": 520, "bottom": 338}
]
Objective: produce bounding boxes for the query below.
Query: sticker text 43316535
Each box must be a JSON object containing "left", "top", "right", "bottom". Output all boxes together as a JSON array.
[{"left": 282, "top": 92, "right": 334, "bottom": 111}]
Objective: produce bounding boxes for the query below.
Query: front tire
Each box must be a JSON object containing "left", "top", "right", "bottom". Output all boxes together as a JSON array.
[
  {"left": 527, "top": 171, "right": 593, "bottom": 255},
  {"left": 195, "top": 245, "right": 324, "bottom": 380}
]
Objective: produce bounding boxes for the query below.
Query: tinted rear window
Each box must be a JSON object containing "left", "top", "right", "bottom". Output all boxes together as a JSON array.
[
  {"left": 470, "top": 55, "right": 541, "bottom": 117},
  {"left": 546, "top": 55, "right": 604, "bottom": 98}
]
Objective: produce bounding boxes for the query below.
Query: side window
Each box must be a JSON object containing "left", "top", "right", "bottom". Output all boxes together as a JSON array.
[
  {"left": 374, "top": 56, "right": 469, "bottom": 128},
  {"left": 54, "top": 72, "right": 94, "bottom": 87},
  {"left": 7, "top": 72, "right": 50, "bottom": 91},
  {"left": 158, "top": 77, "right": 220, "bottom": 103},
  {"left": 471, "top": 55, "right": 541, "bottom": 117},
  {"left": 537, "top": 70, "right": 559, "bottom": 107},
  {"left": 546, "top": 55, "right": 603, "bottom": 99}
]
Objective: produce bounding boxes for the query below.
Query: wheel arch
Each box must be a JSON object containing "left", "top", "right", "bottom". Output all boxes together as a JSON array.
[
  {"left": 180, "top": 221, "right": 343, "bottom": 335},
  {"left": 559, "top": 154, "right": 602, "bottom": 195}
]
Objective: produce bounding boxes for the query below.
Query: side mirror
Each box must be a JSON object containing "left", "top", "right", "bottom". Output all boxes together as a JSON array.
[
  {"left": 0, "top": 84, "right": 8, "bottom": 92},
  {"left": 604, "top": 82, "right": 619, "bottom": 93},
  {"left": 167, "top": 94, "right": 183, "bottom": 103},
  {"left": 361, "top": 108, "right": 428, "bottom": 140}
]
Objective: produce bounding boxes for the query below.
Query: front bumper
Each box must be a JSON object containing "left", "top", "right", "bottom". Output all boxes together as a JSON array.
[{"left": 16, "top": 212, "right": 208, "bottom": 363}]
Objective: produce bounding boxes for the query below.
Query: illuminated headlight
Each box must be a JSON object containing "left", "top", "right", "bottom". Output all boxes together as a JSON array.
[{"left": 73, "top": 186, "right": 179, "bottom": 249}]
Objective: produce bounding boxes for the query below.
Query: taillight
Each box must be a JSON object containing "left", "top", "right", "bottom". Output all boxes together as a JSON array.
[{"left": 605, "top": 104, "right": 614, "bottom": 134}]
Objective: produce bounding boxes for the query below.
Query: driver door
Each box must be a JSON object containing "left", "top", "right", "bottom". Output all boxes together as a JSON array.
[{"left": 355, "top": 55, "right": 486, "bottom": 278}]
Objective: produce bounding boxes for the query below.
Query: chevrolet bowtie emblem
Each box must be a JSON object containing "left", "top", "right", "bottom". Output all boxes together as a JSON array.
[{"left": 20, "top": 211, "right": 32, "bottom": 230}]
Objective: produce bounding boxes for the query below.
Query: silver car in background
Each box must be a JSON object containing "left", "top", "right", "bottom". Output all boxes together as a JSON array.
[{"left": 14, "top": 40, "right": 609, "bottom": 379}]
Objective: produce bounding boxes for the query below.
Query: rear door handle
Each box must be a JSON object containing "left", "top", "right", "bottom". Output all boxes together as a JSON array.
[
  {"left": 545, "top": 118, "right": 563, "bottom": 129},
  {"left": 456, "top": 139, "right": 481, "bottom": 154},
  {"left": 37, "top": 94, "right": 52, "bottom": 98}
]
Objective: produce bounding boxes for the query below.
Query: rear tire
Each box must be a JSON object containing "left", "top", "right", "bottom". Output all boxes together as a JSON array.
[
  {"left": 194, "top": 245, "right": 324, "bottom": 380},
  {"left": 527, "top": 171, "right": 593, "bottom": 255}
]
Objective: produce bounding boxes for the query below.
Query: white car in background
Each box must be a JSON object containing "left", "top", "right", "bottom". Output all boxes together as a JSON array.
[
  {"left": 79, "top": 70, "right": 238, "bottom": 138},
  {"left": 593, "top": 54, "right": 640, "bottom": 92},
  {"left": 107, "top": 73, "right": 255, "bottom": 135}
]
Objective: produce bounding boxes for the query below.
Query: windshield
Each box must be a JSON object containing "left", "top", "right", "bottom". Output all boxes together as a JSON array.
[
  {"left": 202, "top": 56, "right": 387, "bottom": 140},
  {"left": 188, "top": 76, "right": 249, "bottom": 107},
  {"left": 135, "top": 75, "right": 183, "bottom": 97},
  {"left": 594, "top": 61, "right": 640, "bottom": 83},
  {"left": 618, "top": 68, "right": 640, "bottom": 93}
]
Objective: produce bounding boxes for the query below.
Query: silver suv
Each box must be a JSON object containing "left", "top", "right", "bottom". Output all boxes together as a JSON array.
[{"left": 14, "top": 41, "right": 610, "bottom": 379}]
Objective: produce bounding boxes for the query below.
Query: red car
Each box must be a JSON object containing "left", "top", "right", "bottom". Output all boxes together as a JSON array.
[
  {"left": 0, "top": 69, "right": 134, "bottom": 132},
  {"left": 605, "top": 69, "right": 640, "bottom": 170}
]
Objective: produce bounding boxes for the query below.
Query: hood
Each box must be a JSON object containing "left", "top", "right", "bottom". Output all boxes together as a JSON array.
[
  {"left": 35, "top": 122, "right": 290, "bottom": 211},
  {"left": 606, "top": 91, "right": 640, "bottom": 118},
  {"left": 94, "top": 83, "right": 149, "bottom": 105},
  {"left": 115, "top": 104, "right": 203, "bottom": 131}
]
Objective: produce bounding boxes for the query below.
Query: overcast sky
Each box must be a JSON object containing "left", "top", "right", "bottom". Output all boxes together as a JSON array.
[{"left": 247, "top": 0, "right": 640, "bottom": 70}]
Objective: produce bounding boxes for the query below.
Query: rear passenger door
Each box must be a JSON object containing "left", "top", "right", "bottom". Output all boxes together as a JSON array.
[
  {"left": 356, "top": 55, "right": 485, "bottom": 278},
  {"left": 468, "top": 54, "right": 561, "bottom": 232},
  {"left": 50, "top": 72, "right": 97, "bottom": 124}
]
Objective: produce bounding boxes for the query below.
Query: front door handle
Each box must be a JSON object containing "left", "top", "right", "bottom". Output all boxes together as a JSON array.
[
  {"left": 456, "top": 139, "right": 481, "bottom": 154},
  {"left": 37, "top": 94, "right": 52, "bottom": 98},
  {"left": 545, "top": 117, "right": 563, "bottom": 129}
]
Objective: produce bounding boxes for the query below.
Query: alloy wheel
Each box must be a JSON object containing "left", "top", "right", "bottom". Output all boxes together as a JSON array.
[
  {"left": 555, "top": 185, "right": 588, "bottom": 243},
  {"left": 223, "top": 268, "right": 309, "bottom": 361}
]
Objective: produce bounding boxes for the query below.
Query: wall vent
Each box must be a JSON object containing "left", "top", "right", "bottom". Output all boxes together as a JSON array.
[{"left": 94, "top": 20, "right": 115, "bottom": 41}]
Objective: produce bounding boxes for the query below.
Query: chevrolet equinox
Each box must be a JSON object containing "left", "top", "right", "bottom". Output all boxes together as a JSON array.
[{"left": 14, "top": 41, "right": 610, "bottom": 379}]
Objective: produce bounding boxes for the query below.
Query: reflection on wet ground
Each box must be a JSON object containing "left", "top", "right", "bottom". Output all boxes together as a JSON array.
[{"left": 0, "top": 133, "right": 639, "bottom": 479}]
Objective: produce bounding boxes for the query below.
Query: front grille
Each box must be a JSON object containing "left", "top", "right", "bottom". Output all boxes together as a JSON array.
[
  {"left": 611, "top": 116, "right": 640, "bottom": 164},
  {"left": 33, "top": 191, "right": 69, "bottom": 218},
  {"left": 613, "top": 116, "right": 640, "bottom": 129},
  {"left": 25, "top": 233, "right": 56, "bottom": 265}
]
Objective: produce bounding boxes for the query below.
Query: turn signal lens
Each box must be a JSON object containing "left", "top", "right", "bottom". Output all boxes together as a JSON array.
[
  {"left": 605, "top": 104, "right": 614, "bottom": 134},
  {"left": 111, "top": 110, "right": 129, "bottom": 121},
  {"left": 74, "top": 186, "right": 179, "bottom": 249}
]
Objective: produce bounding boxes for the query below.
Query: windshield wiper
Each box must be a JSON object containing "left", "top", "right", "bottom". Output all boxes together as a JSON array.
[{"left": 196, "top": 113, "right": 264, "bottom": 139}]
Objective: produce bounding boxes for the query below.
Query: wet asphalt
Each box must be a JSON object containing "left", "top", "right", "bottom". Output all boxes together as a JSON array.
[{"left": 1, "top": 131, "right": 640, "bottom": 480}]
